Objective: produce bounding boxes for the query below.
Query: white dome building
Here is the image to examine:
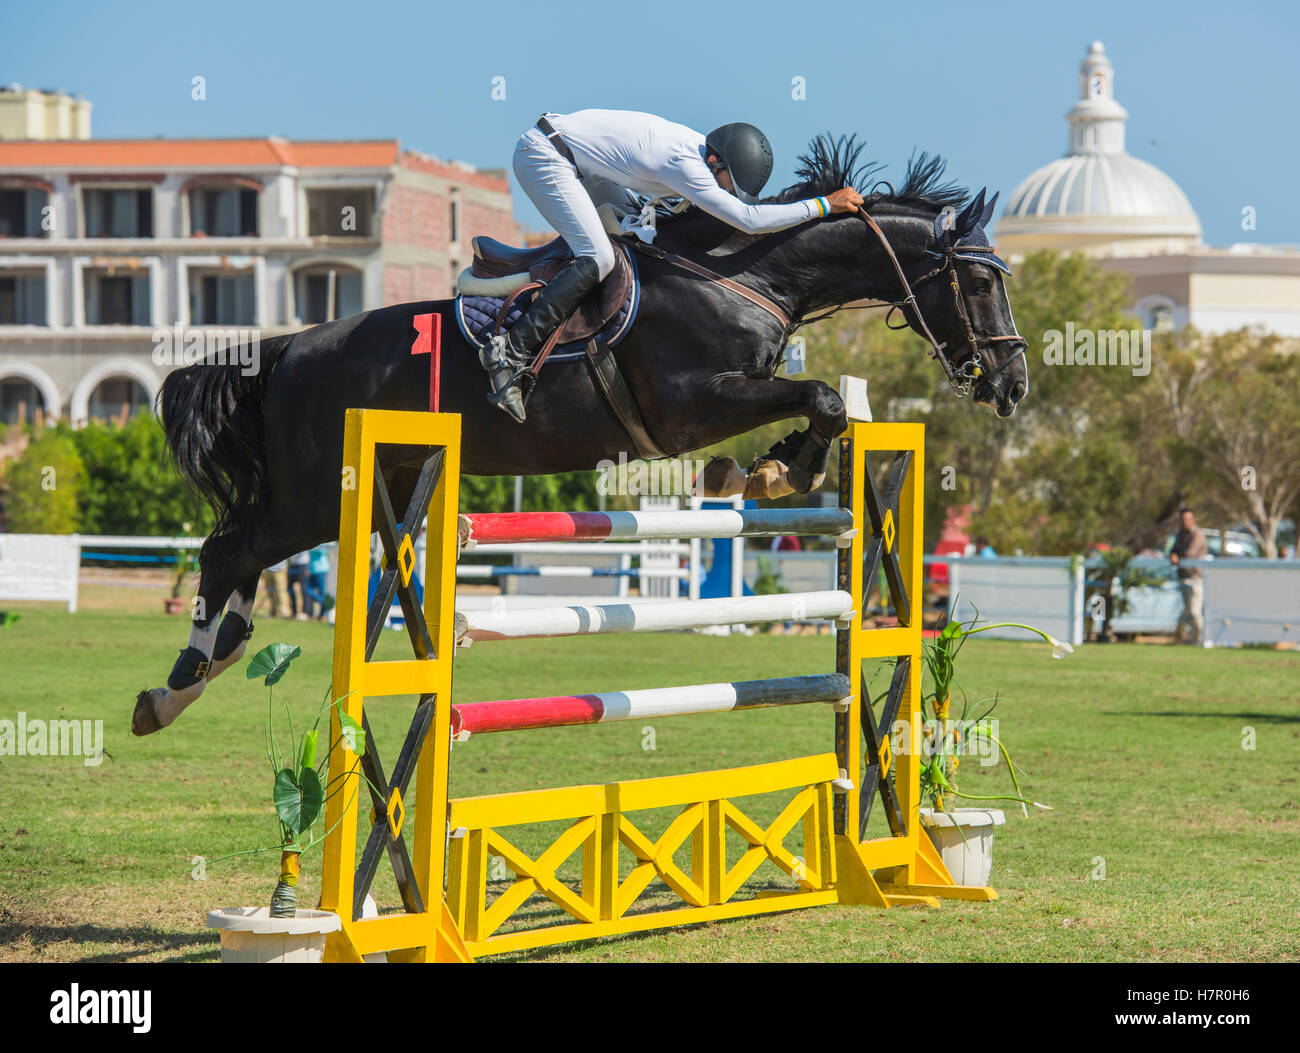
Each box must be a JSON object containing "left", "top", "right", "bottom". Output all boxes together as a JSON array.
[
  {"left": 998, "top": 42, "right": 1202, "bottom": 257},
  {"left": 996, "top": 42, "right": 1300, "bottom": 337}
]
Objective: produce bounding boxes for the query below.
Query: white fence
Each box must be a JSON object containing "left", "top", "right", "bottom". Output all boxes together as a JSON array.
[
  {"left": 5, "top": 531, "right": 1298, "bottom": 649},
  {"left": 946, "top": 556, "right": 1087, "bottom": 646}
]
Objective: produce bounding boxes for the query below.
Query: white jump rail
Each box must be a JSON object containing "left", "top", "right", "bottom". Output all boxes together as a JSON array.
[{"left": 454, "top": 589, "right": 855, "bottom": 643}]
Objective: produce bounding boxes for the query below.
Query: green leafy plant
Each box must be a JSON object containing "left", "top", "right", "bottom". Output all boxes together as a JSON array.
[
  {"left": 911, "top": 607, "right": 1070, "bottom": 815},
  {"left": 170, "top": 523, "right": 195, "bottom": 600},
  {"left": 752, "top": 555, "right": 787, "bottom": 596},
  {"left": 211, "top": 643, "right": 367, "bottom": 919}
]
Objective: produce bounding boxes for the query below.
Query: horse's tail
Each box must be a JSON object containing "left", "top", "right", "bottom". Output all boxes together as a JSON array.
[{"left": 158, "top": 339, "right": 289, "bottom": 555}]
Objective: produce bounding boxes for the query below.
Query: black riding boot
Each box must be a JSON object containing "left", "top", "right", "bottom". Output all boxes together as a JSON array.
[{"left": 481, "top": 256, "right": 601, "bottom": 422}]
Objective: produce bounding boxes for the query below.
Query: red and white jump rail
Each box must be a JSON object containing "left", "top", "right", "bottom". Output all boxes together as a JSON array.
[
  {"left": 450, "top": 672, "right": 851, "bottom": 737},
  {"left": 458, "top": 507, "right": 855, "bottom": 548},
  {"left": 454, "top": 589, "right": 854, "bottom": 643}
]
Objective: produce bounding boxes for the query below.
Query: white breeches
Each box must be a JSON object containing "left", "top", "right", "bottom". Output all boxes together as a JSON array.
[{"left": 513, "top": 127, "right": 640, "bottom": 281}]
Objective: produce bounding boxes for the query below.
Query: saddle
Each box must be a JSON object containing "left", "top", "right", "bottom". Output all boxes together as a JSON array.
[
  {"left": 454, "top": 234, "right": 662, "bottom": 460},
  {"left": 461, "top": 234, "right": 635, "bottom": 346}
]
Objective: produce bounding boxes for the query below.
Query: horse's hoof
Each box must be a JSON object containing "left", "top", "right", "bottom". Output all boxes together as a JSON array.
[
  {"left": 786, "top": 464, "right": 826, "bottom": 495},
  {"left": 743, "top": 458, "right": 796, "bottom": 501},
  {"left": 132, "top": 689, "right": 167, "bottom": 736},
  {"left": 695, "top": 457, "right": 748, "bottom": 498}
]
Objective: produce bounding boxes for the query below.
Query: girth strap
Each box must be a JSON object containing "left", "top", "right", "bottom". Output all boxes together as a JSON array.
[{"left": 583, "top": 338, "right": 668, "bottom": 461}]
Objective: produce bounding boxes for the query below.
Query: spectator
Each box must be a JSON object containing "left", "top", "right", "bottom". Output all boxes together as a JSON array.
[
  {"left": 306, "top": 545, "right": 331, "bottom": 620},
  {"left": 288, "top": 550, "right": 311, "bottom": 620},
  {"left": 261, "top": 559, "right": 291, "bottom": 619},
  {"left": 771, "top": 535, "right": 802, "bottom": 552},
  {"left": 1169, "top": 507, "right": 1208, "bottom": 644},
  {"left": 974, "top": 535, "right": 996, "bottom": 559}
]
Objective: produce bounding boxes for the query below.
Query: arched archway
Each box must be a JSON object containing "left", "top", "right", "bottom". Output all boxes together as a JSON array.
[
  {"left": 69, "top": 359, "right": 161, "bottom": 425},
  {"left": 0, "top": 362, "right": 61, "bottom": 425},
  {"left": 1136, "top": 294, "right": 1178, "bottom": 332}
]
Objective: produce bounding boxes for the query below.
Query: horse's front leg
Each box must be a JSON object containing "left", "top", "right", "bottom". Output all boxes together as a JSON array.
[{"left": 694, "top": 376, "right": 847, "bottom": 499}]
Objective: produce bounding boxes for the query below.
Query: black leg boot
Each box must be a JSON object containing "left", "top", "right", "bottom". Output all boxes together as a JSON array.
[{"left": 482, "top": 256, "right": 601, "bottom": 422}]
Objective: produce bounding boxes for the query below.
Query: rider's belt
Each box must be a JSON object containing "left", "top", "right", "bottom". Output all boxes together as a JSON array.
[{"left": 537, "top": 117, "right": 581, "bottom": 178}]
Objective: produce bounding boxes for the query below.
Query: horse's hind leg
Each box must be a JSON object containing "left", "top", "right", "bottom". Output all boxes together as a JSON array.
[
  {"left": 207, "top": 574, "right": 259, "bottom": 679},
  {"left": 132, "top": 538, "right": 258, "bottom": 736}
]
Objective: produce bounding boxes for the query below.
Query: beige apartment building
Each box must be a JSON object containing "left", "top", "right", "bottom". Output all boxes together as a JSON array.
[{"left": 0, "top": 87, "right": 521, "bottom": 425}]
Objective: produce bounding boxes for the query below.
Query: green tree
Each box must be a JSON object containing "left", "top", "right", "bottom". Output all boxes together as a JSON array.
[
  {"left": 1162, "top": 328, "right": 1300, "bottom": 556},
  {"left": 459, "top": 470, "right": 601, "bottom": 514},
  {"left": 4, "top": 430, "right": 85, "bottom": 533},
  {"left": 68, "top": 414, "right": 211, "bottom": 535}
]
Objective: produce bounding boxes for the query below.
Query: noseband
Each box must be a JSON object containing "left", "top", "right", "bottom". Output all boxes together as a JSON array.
[{"left": 855, "top": 207, "right": 1025, "bottom": 399}]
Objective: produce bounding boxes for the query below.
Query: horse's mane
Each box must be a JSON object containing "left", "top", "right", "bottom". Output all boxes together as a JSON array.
[
  {"left": 769, "top": 133, "right": 970, "bottom": 214},
  {"left": 655, "top": 133, "right": 970, "bottom": 247}
]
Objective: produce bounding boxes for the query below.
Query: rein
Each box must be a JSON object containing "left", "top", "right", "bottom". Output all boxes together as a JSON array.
[
  {"left": 853, "top": 207, "right": 1025, "bottom": 398},
  {"left": 625, "top": 208, "right": 1025, "bottom": 400}
]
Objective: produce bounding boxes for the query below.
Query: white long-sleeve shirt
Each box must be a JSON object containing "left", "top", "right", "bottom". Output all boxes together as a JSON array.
[{"left": 543, "top": 109, "right": 822, "bottom": 235}]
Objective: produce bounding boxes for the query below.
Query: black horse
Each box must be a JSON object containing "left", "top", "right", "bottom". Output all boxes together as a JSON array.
[{"left": 133, "top": 137, "right": 1029, "bottom": 735}]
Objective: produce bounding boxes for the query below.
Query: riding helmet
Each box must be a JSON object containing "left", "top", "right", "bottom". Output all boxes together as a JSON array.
[{"left": 705, "top": 123, "right": 774, "bottom": 204}]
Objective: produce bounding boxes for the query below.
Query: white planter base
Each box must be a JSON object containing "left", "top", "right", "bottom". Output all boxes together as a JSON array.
[
  {"left": 919, "top": 808, "right": 1006, "bottom": 887},
  {"left": 207, "top": 907, "right": 341, "bottom": 963}
]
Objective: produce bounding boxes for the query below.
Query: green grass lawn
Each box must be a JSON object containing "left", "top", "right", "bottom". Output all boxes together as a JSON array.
[{"left": 0, "top": 607, "right": 1297, "bottom": 962}]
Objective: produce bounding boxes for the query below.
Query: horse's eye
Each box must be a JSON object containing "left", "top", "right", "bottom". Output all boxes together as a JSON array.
[{"left": 972, "top": 280, "right": 992, "bottom": 295}]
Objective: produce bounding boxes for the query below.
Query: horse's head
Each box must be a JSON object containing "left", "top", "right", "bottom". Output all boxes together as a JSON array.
[{"left": 899, "top": 189, "right": 1029, "bottom": 417}]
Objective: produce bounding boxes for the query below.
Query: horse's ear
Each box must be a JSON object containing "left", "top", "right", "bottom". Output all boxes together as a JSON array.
[
  {"left": 979, "top": 190, "right": 999, "bottom": 228},
  {"left": 955, "top": 189, "right": 985, "bottom": 236}
]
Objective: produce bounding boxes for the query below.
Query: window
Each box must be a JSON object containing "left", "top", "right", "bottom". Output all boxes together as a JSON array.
[
  {"left": 189, "top": 186, "right": 259, "bottom": 236},
  {"left": 307, "top": 188, "right": 373, "bottom": 237},
  {"left": 0, "top": 377, "right": 48, "bottom": 426},
  {"left": 83, "top": 188, "right": 154, "bottom": 238},
  {"left": 87, "top": 377, "right": 150, "bottom": 423},
  {"left": 449, "top": 193, "right": 459, "bottom": 243},
  {"left": 189, "top": 271, "right": 256, "bottom": 325},
  {"left": 1138, "top": 296, "right": 1178, "bottom": 333},
  {"left": 85, "top": 270, "right": 151, "bottom": 325},
  {"left": 297, "top": 266, "right": 363, "bottom": 324},
  {"left": 0, "top": 273, "right": 47, "bottom": 324},
  {"left": 0, "top": 188, "right": 48, "bottom": 238}
]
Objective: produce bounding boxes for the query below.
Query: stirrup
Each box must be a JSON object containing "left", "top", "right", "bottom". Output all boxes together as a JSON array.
[{"left": 487, "top": 367, "right": 535, "bottom": 424}]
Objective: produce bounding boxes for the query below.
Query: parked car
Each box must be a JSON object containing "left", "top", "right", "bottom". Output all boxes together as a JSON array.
[{"left": 1163, "top": 527, "right": 1261, "bottom": 558}]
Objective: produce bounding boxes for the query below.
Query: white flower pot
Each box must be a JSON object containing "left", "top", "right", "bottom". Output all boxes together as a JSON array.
[
  {"left": 919, "top": 808, "right": 1006, "bottom": 887},
  {"left": 207, "top": 907, "right": 341, "bottom": 963}
]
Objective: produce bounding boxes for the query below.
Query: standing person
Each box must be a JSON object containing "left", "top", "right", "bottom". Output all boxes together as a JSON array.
[
  {"left": 261, "top": 559, "right": 290, "bottom": 619},
  {"left": 1169, "top": 507, "right": 1208, "bottom": 644},
  {"left": 480, "top": 110, "right": 865, "bottom": 420},
  {"left": 974, "top": 536, "right": 996, "bottom": 558},
  {"left": 306, "top": 545, "right": 331, "bottom": 620},
  {"left": 287, "top": 550, "right": 311, "bottom": 620}
]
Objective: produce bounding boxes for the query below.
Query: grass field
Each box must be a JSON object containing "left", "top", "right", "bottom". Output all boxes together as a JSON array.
[{"left": 0, "top": 604, "right": 1297, "bottom": 963}]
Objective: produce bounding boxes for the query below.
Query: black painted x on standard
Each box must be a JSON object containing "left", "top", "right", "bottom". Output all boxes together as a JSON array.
[
  {"left": 350, "top": 446, "right": 445, "bottom": 922},
  {"left": 858, "top": 656, "right": 909, "bottom": 840},
  {"left": 861, "top": 451, "right": 912, "bottom": 626}
]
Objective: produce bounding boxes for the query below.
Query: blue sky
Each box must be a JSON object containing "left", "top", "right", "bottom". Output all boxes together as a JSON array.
[{"left": 3, "top": 0, "right": 1295, "bottom": 246}]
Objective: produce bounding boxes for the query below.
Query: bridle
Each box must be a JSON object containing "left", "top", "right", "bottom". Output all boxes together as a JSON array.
[
  {"left": 624, "top": 201, "right": 1026, "bottom": 402},
  {"left": 854, "top": 207, "right": 1025, "bottom": 399}
]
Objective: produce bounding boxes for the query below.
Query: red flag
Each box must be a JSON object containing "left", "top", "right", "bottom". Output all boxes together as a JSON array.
[{"left": 411, "top": 312, "right": 442, "bottom": 412}]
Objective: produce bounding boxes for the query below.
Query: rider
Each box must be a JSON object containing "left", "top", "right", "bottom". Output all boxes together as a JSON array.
[{"left": 481, "top": 109, "right": 865, "bottom": 421}]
